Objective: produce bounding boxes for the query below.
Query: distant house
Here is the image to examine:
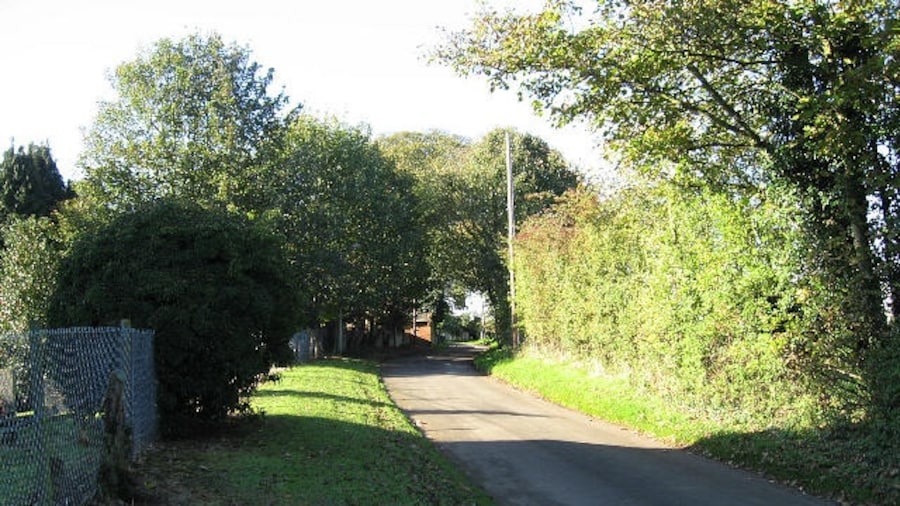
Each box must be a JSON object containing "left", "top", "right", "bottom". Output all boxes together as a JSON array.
[{"left": 405, "top": 311, "right": 434, "bottom": 344}]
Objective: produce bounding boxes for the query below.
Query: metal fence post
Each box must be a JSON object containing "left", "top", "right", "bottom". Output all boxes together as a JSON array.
[
  {"left": 119, "top": 320, "right": 132, "bottom": 446},
  {"left": 28, "top": 328, "right": 48, "bottom": 504}
]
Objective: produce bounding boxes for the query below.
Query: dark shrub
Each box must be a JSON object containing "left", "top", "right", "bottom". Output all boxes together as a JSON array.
[{"left": 49, "top": 199, "right": 300, "bottom": 436}]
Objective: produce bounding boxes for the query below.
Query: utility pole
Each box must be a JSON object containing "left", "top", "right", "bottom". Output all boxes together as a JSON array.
[{"left": 506, "top": 131, "right": 519, "bottom": 347}]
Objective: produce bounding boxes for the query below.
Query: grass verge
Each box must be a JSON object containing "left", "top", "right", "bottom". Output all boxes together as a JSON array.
[
  {"left": 129, "top": 358, "right": 492, "bottom": 505},
  {"left": 475, "top": 347, "right": 900, "bottom": 505}
]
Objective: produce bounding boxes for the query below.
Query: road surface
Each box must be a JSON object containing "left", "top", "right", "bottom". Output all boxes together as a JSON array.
[{"left": 381, "top": 344, "right": 832, "bottom": 506}]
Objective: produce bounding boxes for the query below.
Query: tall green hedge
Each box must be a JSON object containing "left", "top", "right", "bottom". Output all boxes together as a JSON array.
[{"left": 514, "top": 181, "right": 867, "bottom": 428}]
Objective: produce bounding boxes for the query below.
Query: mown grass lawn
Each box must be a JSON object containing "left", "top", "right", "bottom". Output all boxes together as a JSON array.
[
  {"left": 131, "top": 358, "right": 492, "bottom": 505},
  {"left": 476, "top": 346, "right": 900, "bottom": 505}
]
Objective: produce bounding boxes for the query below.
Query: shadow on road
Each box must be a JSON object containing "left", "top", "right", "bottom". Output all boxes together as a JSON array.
[
  {"left": 382, "top": 343, "right": 835, "bottom": 506},
  {"left": 380, "top": 343, "right": 488, "bottom": 378},
  {"left": 439, "top": 438, "right": 830, "bottom": 506}
]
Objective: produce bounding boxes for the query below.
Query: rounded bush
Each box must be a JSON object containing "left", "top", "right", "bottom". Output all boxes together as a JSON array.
[{"left": 49, "top": 199, "right": 300, "bottom": 436}]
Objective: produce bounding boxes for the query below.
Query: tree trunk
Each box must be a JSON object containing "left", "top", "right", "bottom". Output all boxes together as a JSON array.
[{"left": 844, "top": 173, "right": 888, "bottom": 352}]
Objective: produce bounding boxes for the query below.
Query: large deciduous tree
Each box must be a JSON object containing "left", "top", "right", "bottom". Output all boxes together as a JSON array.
[
  {"left": 378, "top": 131, "right": 470, "bottom": 315},
  {"left": 79, "top": 32, "right": 290, "bottom": 211},
  {"left": 438, "top": 0, "right": 899, "bottom": 411},
  {"left": 268, "top": 116, "right": 428, "bottom": 344}
]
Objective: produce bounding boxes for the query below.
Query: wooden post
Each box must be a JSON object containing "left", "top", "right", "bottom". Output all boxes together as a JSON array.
[
  {"left": 506, "top": 131, "right": 519, "bottom": 347},
  {"left": 99, "top": 370, "right": 130, "bottom": 499}
]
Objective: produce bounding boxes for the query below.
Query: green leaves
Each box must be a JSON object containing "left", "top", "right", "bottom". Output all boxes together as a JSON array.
[
  {"left": 271, "top": 116, "right": 427, "bottom": 326},
  {"left": 441, "top": 0, "right": 900, "bottom": 415},
  {"left": 380, "top": 128, "right": 578, "bottom": 340},
  {"left": 513, "top": 179, "right": 828, "bottom": 425},
  {"left": 48, "top": 199, "right": 300, "bottom": 435},
  {"left": 0, "top": 216, "right": 65, "bottom": 332},
  {"left": 80, "top": 32, "right": 289, "bottom": 211},
  {"left": 0, "top": 144, "right": 72, "bottom": 226}
]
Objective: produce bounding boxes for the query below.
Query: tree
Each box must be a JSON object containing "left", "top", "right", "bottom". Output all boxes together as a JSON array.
[
  {"left": 48, "top": 199, "right": 300, "bottom": 435},
  {"left": 383, "top": 128, "right": 578, "bottom": 342},
  {"left": 438, "top": 0, "right": 899, "bottom": 408},
  {"left": 79, "top": 32, "right": 290, "bottom": 212},
  {"left": 267, "top": 116, "right": 428, "bottom": 346},
  {"left": 0, "top": 144, "right": 71, "bottom": 226},
  {"left": 378, "top": 131, "right": 470, "bottom": 318},
  {"left": 0, "top": 216, "right": 64, "bottom": 332},
  {"left": 460, "top": 129, "right": 579, "bottom": 340}
]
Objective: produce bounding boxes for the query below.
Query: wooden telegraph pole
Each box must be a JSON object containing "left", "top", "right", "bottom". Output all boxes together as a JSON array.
[{"left": 506, "top": 131, "right": 519, "bottom": 348}]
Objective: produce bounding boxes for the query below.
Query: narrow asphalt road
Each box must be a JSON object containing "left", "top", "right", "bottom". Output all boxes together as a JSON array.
[{"left": 381, "top": 343, "right": 833, "bottom": 506}]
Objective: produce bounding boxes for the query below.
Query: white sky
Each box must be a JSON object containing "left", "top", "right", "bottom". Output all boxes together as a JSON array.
[{"left": 0, "top": 0, "right": 607, "bottom": 183}]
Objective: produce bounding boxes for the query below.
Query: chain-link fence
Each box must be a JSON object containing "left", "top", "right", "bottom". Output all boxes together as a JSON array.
[{"left": 0, "top": 327, "right": 156, "bottom": 505}]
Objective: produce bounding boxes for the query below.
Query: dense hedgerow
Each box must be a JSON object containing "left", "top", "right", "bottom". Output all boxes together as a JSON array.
[{"left": 514, "top": 181, "right": 876, "bottom": 429}]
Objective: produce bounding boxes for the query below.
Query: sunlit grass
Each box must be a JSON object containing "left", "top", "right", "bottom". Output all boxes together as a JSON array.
[
  {"left": 475, "top": 347, "right": 715, "bottom": 444},
  {"left": 134, "top": 359, "right": 492, "bottom": 505},
  {"left": 475, "top": 347, "right": 900, "bottom": 504}
]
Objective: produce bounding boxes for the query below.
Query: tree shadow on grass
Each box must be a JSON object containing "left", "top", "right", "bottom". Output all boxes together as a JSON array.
[
  {"left": 131, "top": 412, "right": 836, "bottom": 506},
  {"left": 129, "top": 414, "right": 492, "bottom": 506}
]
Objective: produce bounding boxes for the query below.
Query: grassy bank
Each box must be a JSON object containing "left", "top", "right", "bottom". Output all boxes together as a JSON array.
[
  {"left": 475, "top": 347, "right": 899, "bottom": 505},
  {"left": 130, "top": 358, "right": 492, "bottom": 505}
]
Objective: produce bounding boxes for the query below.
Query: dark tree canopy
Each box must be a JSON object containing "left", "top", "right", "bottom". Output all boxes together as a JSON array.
[
  {"left": 268, "top": 116, "right": 428, "bottom": 330},
  {"left": 0, "top": 144, "right": 71, "bottom": 225},
  {"left": 48, "top": 199, "right": 300, "bottom": 435},
  {"left": 378, "top": 131, "right": 470, "bottom": 312}
]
